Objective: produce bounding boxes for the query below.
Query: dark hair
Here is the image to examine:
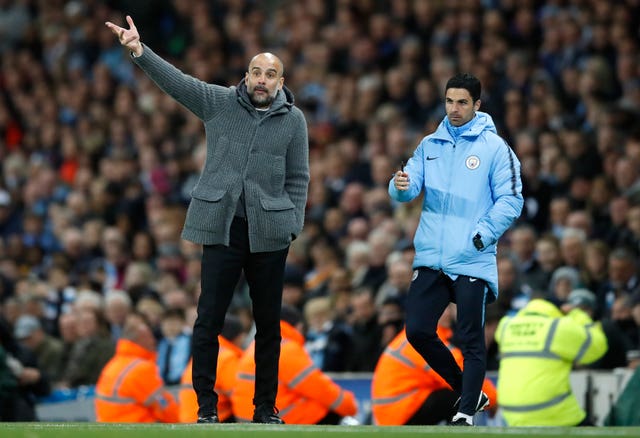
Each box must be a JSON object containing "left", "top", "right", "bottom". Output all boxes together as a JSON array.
[
  {"left": 221, "top": 314, "right": 244, "bottom": 341},
  {"left": 162, "top": 308, "right": 185, "bottom": 320},
  {"left": 445, "top": 73, "right": 481, "bottom": 102},
  {"left": 121, "top": 312, "right": 152, "bottom": 341},
  {"left": 280, "top": 305, "right": 302, "bottom": 327}
]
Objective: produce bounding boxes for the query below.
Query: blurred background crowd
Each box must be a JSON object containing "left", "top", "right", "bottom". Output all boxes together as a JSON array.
[{"left": 1, "top": 0, "right": 640, "bottom": 421}]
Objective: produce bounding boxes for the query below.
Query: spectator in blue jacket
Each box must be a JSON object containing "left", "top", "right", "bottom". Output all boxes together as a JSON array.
[
  {"left": 389, "top": 73, "right": 523, "bottom": 426},
  {"left": 157, "top": 308, "right": 191, "bottom": 385}
]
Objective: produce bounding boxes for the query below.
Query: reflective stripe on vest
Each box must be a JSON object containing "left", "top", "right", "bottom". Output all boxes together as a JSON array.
[
  {"left": 574, "top": 325, "right": 593, "bottom": 365},
  {"left": 329, "top": 389, "right": 344, "bottom": 410},
  {"left": 544, "top": 318, "right": 559, "bottom": 350},
  {"left": 289, "top": 364, "right": 316, "bottom": 389},
  {"left": 278, "top": 401, "right": 297, "bottom": 417},
  {"left": 371, "top": 389, "right": 419, "bottom": 405},
  {"left": 95, "top": 394, "right": 136, "bottom": 404},
  {"left": 500, "top": 391, "right": 572, "bottom": 412},
  {"left": 237, "top": 372, "right": 255, "bottom": 382},
  {"left": 143, "top": 386, "right": 166, "bottom": 407},
  {"left": 387, "top": 340, "right": 432, "bottom": 372},
  {"left": 96, "top": 359, "right": 143, "bottom": 404}
]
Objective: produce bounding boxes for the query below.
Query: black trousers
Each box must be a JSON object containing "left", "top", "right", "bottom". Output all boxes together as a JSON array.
[
  {"left": 317, "top": 411, "right": 342, "bottom": 425},
  {"left": 192, "top": 216, "right": 289, "bottom": 417},
  {"left": 405, "top": 267, "right": 487, "bottom": 416},
  {"left": 405, "top": 389, "right": 459, "bottom": 425}
]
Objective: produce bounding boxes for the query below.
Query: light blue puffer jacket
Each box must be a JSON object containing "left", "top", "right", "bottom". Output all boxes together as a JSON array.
[{"left": 389, "top": 112, "right": 523, "bottom": 302}]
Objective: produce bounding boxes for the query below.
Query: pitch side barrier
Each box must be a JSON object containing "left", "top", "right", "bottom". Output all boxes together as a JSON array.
[{"left": 35, "top": 369, "right": 634, "bottom": 424}]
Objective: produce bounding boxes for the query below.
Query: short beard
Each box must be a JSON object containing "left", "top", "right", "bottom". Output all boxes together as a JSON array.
[{"left": 249, "top": 89, "right": 275, "bottom": 109}]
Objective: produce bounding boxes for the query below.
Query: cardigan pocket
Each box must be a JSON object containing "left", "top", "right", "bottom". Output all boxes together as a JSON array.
[
  {"left": 258, "top": 196, "right": 295, "bottom": 242},
  {"left": 184, "top": 189, "right": 227, "bottom": 233},
  {"left": 190, "top": 188, "right": 226, "bottom": 202},
  {"left": 259, "top": 196, "right": 295, "bottom": 211}
]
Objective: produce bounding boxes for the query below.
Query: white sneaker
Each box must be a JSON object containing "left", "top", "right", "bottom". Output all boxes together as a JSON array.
[{"left": 339, "top": 416, "right": 360, "bottom": 426}]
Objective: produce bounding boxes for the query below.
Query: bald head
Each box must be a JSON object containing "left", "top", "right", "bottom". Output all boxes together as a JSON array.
[
  {"left": 245, "top": 52, "right": 285, "bottom": 109},
  {"left": 249, "top": 52, "right": 284, "bottom": 77}
]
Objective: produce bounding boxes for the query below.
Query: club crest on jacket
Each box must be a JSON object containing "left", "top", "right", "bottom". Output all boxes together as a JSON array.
[{"left": 465, "top": 155, "right": 480, "bottom": 170}]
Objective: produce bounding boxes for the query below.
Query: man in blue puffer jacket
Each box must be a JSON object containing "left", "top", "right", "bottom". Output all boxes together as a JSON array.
[{"left": 389, "top": 73, "right": 523, "bottom": 426}]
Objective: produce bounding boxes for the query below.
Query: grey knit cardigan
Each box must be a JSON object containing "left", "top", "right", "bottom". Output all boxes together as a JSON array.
[{"left": 133, "top": 45, "right": 309, "bottom": 252}]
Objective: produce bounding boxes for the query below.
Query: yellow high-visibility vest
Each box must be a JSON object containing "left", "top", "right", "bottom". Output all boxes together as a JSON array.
[{"left": 495, "top": 299, "right": 607, "bottom": 426}]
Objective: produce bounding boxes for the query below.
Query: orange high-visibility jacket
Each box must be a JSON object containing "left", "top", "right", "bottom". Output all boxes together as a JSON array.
[
  {"left": 178, "top": 336, "right": 244, "bottom": 422},
  {"left": 371, "top": 327, "right": 497, "bottom": 425},
  {"left": 231, "top": 321, "right": 357, "bottom": 424},
  {"left": 95, "top": 339, "right": 179, "bottom": 423}
]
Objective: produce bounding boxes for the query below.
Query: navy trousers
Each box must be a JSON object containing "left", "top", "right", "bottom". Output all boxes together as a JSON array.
[
  {"left": 192, "top": 216, "right": 289, "bottom": 417},
  {"left": 405, "top": 267, "right": 487, "bottom": 416}
]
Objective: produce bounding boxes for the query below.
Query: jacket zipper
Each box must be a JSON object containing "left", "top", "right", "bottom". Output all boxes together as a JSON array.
[{"left": 438, "top": 142, "right": 456, "bottom": 269}]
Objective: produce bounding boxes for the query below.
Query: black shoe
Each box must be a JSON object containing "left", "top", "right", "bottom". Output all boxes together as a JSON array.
[
  {"left": 253, "top": 405, "right": 285, "bottom": 424},
  {"left": 476, "top": 391, "right": 490, "bottom": 412},
  {"left": 448, "top": 417, "right": 472, "bottom": 426},
  {"left": 197, "top": 414, "right": 219, "bottom": 423},
  {"left": 452, "top": 391, "right": 490, "bottom": 414}
]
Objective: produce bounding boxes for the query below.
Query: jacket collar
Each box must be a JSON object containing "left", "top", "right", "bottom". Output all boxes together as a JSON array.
[
  {"left": 236, "top": 78, "right": 294, "bottom": 116},
  {"left": 280, "top": 320, "right": 304, "bottom": 345},
  {"left": 115, "top": 338, "right": 157, "bottom": 361},
  {"left": 219, "top": 336, "right": 244, "bottom": 356},
  {"left": 430, "top": 111, "right": 498, "bottom": 143}
]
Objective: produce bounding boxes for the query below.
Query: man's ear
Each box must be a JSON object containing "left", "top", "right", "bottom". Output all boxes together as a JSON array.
[{"left": 474, "top": 99, "right": 481, "bottom": 111}]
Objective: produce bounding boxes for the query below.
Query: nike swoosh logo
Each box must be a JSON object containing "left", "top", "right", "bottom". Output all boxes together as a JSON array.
[
  {"left": 469, "top": 277, "right": 477, "bottom": 282},
  {"left": 426, "top": 156, "right": 439, "bottom": 160}
]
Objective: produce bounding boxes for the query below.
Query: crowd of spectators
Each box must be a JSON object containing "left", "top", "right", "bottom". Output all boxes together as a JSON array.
[{"left": 1, "top": 0, "right": 640, "bottom": 421}]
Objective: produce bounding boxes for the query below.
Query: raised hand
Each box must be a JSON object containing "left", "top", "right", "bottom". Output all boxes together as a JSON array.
[{"left": 105, "top": 15, "right": 143, "bottom": 57}]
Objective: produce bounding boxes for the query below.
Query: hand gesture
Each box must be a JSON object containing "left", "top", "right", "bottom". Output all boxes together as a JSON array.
[
  {"left": 394, "top": 170, "right": 409, "bottom": 191},
  {"left": 105, "top": 15, "right": 143, "bottom": 57}
]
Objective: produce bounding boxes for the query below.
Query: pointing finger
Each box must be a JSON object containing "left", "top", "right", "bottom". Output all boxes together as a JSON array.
[
  {"left": 126, "top": 15, "right": 136, "bottom": 30},
  {"left": 104, "top": 22, "right": 121, "bottom": 34}
]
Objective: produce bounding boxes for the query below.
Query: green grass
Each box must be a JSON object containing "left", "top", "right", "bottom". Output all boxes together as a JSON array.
[{"left": 1, "top": 423, "right": 639, "bottom": 438}]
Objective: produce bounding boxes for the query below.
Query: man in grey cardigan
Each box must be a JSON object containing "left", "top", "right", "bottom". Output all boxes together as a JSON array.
[{"left": 106, "top": 16, "right": 309, "bottom": 424}]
